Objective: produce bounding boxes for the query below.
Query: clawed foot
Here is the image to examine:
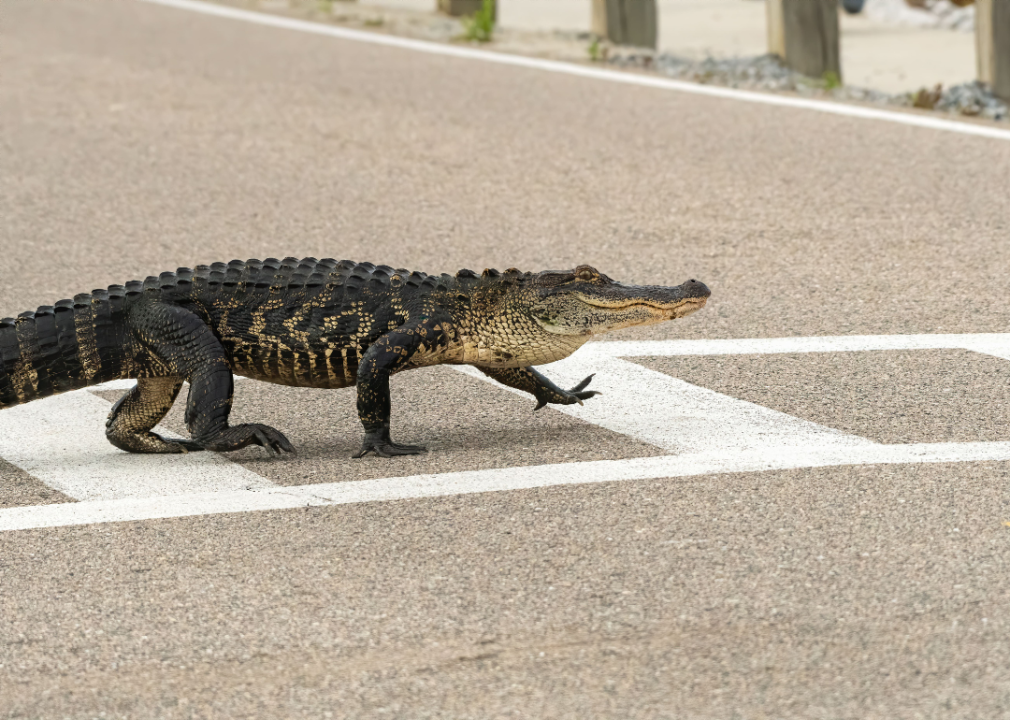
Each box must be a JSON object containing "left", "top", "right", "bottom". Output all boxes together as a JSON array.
[
  {"left": 200, "top": 423, "right": 295, "bottom": 455},
  {"left": 353, "top": 427, "right": 427, "bottom": 458},
  {"left": 534, "top": 374, "right": 602, "bottom": 411}
]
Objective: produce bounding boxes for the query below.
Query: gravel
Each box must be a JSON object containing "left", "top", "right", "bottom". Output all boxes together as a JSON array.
[
  {"left": 608, "top": 51, "right": 1008, "bottom": 122},
  {"left": 930, "top": 81, "right": 1010, "bottom": 119},
  {"left": 864, "top": 0, "right": 975, "bottom": 32}
]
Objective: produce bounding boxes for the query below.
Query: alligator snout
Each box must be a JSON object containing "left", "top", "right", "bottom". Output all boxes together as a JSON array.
[{"left": 681, "top": 279, "right": 711, "bottom": 299}]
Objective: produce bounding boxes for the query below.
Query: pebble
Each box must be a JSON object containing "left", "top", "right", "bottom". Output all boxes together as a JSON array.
[
  {"left": 863, "top": 0, "right": 975, "bottom": 33},
  {"left": 609, "top": 52, "right": 1008, "bottom": 122}
]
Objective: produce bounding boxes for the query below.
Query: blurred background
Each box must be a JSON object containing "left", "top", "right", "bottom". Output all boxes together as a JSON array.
[{"left": 279, "top": 0, "right": 1004, "bottom": 119}]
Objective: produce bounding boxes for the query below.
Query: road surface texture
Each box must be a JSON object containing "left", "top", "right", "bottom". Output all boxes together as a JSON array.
[{"left": 3, "top": 1, "right": 1010, "bottom": 718}]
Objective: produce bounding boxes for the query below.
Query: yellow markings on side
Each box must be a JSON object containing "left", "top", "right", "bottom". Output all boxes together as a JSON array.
[
  {"left": 341, "top": 346, "right": 354, "bottom": 385},
  {"left": 323, "top": 347, "right": 341, "bottom": 385},
  {"left": 74, "top": 305, "right": 101, "bottom": 383},
  {"left": 281, "top": 300, "right": 314, "bottom": 347},
  {"left": 11, "top": 317, "right": 40, "bottom": 403},
  {"left": 248, "top": 297, "right": 285, "bottom": 336}
]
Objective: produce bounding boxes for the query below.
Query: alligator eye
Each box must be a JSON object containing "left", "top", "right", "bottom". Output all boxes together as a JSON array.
[{"left": 576, "top": 269, "right": 595, "bottom": 281}]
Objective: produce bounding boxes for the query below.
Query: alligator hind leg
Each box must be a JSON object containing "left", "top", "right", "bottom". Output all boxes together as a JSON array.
[
  {"left": 106, "top": 377, "right": 203, "bottom": 453},
  {"left": 131, "top": 302, "right": 294, "bottom": 455}
]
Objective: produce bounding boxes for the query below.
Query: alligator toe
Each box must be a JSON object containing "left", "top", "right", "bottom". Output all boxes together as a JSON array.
[
  {"left": 353, "top": 428, "right": 427, "bottom": 458},
  {"left": 199, "top": 423, "right": 295, "bottom": 454}
]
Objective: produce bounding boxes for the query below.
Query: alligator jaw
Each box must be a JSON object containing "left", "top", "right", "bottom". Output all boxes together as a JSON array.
[
  {"left": 533, "top": 278, "right": 711, "bottom": 337},
  {"left": 573, "top": 278, "right": 712, "bottom": 325},
  {"left": 579, "top": 294, "right": 709, "bottom": 320}
]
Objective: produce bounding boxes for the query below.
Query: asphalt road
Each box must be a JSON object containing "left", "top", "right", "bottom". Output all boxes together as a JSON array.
[{"left": 4, "top": 1, "right": 1010, "bottom": 718}]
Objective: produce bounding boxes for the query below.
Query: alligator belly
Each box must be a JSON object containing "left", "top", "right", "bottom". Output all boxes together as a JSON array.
[{"left": 228, "top": 344, "right": 358, "bottom": 389}]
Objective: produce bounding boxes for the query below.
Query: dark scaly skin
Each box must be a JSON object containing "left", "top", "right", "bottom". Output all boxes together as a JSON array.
[{"left": 0, "top": 258, "right": 711, "bottom": 458}]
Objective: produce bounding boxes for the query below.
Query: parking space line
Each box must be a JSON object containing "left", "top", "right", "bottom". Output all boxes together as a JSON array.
[
  {"left": 0, "top": 385, "right": 276, "bottom": 502},
  {"left": 138, "top": 0, "right": 1010, "bottom": 142},
  {"left": 457, "top": 356, "right": 874, "bottom": 454},
  {"left": 4, "top": 440, "right": 1010, "bottom": 532},
  {"left": 577, "top": 333, "right": 1010, "bottom": 358},
  {"left": 2, "top": 333, "right": 1009, "bottom": 530}
]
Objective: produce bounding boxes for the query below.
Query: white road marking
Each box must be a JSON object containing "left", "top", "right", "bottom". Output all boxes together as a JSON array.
[
  {"left": 579, "top": 333, "right": 1010, "bottom": 360},
  {"left": 0, "top": 385, "right": 275, "bottom": 501},
  {"left": 2, "top": 333, "right": 1009, "bottom": 530},
  {"left": 137, "top": 0, "right": 1010, "bottom": 142},
  {"left": 457, "top": 358, "right": 874, "bottom": 454},
  {"left": 460, "top": 332, "right": 1010, "bottom": 453},
  {"left": 4, "top": 441, "right": 1010, "bottom": 532}
]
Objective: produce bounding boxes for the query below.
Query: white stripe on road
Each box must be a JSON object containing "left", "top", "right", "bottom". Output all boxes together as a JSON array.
[
  {"left": 4, "top": 441, "right": 1010, "bottom": 532},
  {"left": 0, "top": 386, "right": 275, "bottom": 501},
  {"left": 457, "top": 357, "right": 874, "bottom": 455},
  {"left": 578, "top": 333, "right": 1010, "bottom": 359},
  {"left": 2, "top": 333, "right": 1009, "bottom": 529},
  {"left": 138, "top": 0, "right": 1010, "bottom": 142},
  {"left": 457, "top": 332, "right": 1010, "bottom": 453}
]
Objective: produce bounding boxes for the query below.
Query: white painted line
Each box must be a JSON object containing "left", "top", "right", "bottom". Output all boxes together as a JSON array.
[
  {"left": 459, "top": 333, "right": 1010, "bottom": 453},
  {"left": 457, "top": 356, "right": 875, "bottom": 454},
  {"left": 137, "top": 0, "right": 1010, "bottom": 142},
  {"left": 578, "top": 333, "right": 1010, "bottom": 359},
  {"left": 3, "top": 333, "right": 1010, "bottom": 529},
  {"left": 4, "top": 440, "right": 1010, "bottom": 532},
  {"left": 0, "top": 389, "right": 275, "bottom": 501}
]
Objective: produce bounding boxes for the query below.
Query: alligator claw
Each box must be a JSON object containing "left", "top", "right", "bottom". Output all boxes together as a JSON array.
[
  {"left": 251, "top": 426, "right": 296, "bottom": 455},
  {"left": 534, "top": 374, "right": 601, "bottom": 411},
  {"left": 354, "top": 427, "right": 427, "bottom": 458},
  {"left": 354, "top": 442, "right": 428, "bottom": 458},
  {"left": 200, "top": 423, "right": 295, "bottom": 455}
]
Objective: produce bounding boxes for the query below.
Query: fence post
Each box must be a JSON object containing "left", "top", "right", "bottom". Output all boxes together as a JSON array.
[
  {"left": 766, "top": 0, "right": 841, "bottom": 80},
  {"left": 591, "top": 0, "right": 658, "bottom": 49},
  {"left": 439, "top": 0, "right": 492, "bottom": 17},
  {"left": 976, "top": 0, "right": 1010, "bottom": 100}
]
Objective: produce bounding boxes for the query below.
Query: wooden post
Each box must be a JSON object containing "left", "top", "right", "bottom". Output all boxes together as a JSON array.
[
  {"left": 592, "top": 0, "right": 658, "bottom": 50},
  {"left": 976, "top": 0, "right": 1010, "bottom": 101},
  {"left": 766, "top": 0, "right": 841, "bottom": 81},
  {"left": 439, "top": 0, "right": 493, "bottom": 18}
]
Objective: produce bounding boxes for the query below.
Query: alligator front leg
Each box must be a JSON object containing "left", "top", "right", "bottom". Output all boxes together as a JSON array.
[
  {"left": 353, "top": 321, "right": 443, "bottom": 458},
  {"left": 477, "top": 366, "right": 600, "bottom": 411}
]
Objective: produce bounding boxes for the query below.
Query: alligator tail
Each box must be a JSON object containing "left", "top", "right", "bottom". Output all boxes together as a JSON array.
[{"left": 0, "top": 286, "right": 134, "bottom": 409}]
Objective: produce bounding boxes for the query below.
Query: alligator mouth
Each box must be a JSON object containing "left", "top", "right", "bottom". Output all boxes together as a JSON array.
[{"left": 580, "top": 296, "right": 708, "bottom": 315}]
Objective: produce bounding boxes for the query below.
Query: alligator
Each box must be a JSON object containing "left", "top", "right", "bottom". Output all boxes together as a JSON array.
[{"left": 0, "top": 259, "right": 710, "bottom": 457}]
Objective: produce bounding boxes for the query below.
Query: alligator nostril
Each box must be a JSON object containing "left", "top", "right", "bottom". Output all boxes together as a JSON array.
[{"left": 689, "top": 279, "right": 696, "bottom": 283}]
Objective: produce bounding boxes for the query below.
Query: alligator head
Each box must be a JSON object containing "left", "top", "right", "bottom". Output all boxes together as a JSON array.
[
  {"left": 450, "top": 264, "right": 710, "bottom": 367},
  {"left": 528, "top": 264, "right": 711, "bottom": 336}
]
